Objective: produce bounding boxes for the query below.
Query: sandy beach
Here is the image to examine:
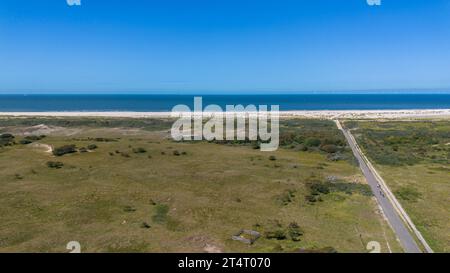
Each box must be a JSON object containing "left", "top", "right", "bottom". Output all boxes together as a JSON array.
[{"left": 0, "top": 109, "right": 449, "bottom": 119}]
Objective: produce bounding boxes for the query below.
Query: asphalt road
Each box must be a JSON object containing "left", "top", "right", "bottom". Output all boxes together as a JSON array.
[{"left": 336, "top": 121, "right": 422, "bottom": 253}]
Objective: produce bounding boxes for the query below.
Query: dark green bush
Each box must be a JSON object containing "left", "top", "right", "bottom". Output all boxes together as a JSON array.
[
  {"left": 53, "top": 145, "right": 77, "bottom": 156},
  {"left": 132, "top": 147, "right": 146, "bottom": 153},
  {"left": 87, "top": 144, "right": 98, "bottom": 150},
  {"left": 24, "top": 135, "right": 45, "bottom": 141},
  {"left": 395, "top": 187, "right": 422, "bottom": 202},
  {"left": 47, "top": 161, "right": 64, "bottom": 169},
  {"left": 15, "top": 174, "right": 23, "bottom": 179},
  {"left": 20, "top": 139, "right": 33, "bottom": 145},
  {"left": 305, "top": 138, "right": 321, "bottom": 147},
  {"left": 0, "top": 133, "right": 14, "bottom": 140},
  {"left": 264, "top": 229, "right": 287, "bottom": 240},
  {"left": 0, "top": 133, "right": 15, "bottom": 146},
  {"left": 309, "top": 183, "right": 330, "bottom": 195},
  {"left": 288, "top": 222, "right": 304, "bottom": 241}
]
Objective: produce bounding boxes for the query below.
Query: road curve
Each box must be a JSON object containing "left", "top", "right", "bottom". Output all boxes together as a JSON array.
[{"left": 335, "top": 120, "right": 423, "bottom": 253}]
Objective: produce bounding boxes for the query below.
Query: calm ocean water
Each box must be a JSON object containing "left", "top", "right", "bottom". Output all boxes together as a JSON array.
[{"left": 0, "top": 94, "right": 450, "bottom": 112}]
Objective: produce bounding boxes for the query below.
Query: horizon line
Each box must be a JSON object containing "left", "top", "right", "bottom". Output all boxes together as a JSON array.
[{"left": 1, "top": 88, "right": 450, "bottom": 95}]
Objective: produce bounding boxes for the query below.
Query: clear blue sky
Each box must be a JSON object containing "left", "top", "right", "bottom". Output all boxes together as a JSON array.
[{"left": 1, "top": 0, "right": 449, "bottom": 93}]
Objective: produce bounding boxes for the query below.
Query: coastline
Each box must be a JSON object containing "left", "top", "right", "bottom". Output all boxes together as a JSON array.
[{"left": 0, "top": 109, "right": 449, "bottom": 119}]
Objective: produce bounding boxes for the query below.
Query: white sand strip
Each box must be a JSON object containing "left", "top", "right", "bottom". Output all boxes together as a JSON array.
[{"left": 0, "top": 109, "right": 449, "bottom": 119}]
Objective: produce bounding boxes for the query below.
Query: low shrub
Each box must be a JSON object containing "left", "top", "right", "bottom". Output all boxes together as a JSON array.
[
  {"left": 320, "top": 144, "right": 338, "bottom": 153},
  {"left": 395, "top": 187, "right": 422, "bottom": 202},
  {"left": 152, "top": 204, "right": 169, "bottom": 224},
  {"left": 24, "top": 135, "right": 45, "bottom": 141},
  {"left": 298, "top": 144, "right": 308, "bottom": 151},
  {"left": 309, "top": 183, "right": 330, "bottom": 195},
  {"left": 0, "top": 133, "right": 15, "bottom": 146},
  {"left": 47, "top": 161, "right": 64, "bottom": 169},
  {"left": 264, "top": 220, "right": 288, "bottom": 240},
  {"left": 53, "top": 145, "right": 77, "bottom": 156},
  {"left": 264, "top": 229, "right": 287, "bottom": 240},
  {"left": 288, "top": 222, "right": 304, "bottom": 241},
  {"left": 87, "top": 144, "right": 98, "bottom": 150},
  {"left": 132, "top": 147, "right": 146, "bottom": 153},
  {"left": 305, "top": 138, "right": 321, "bottom": 147},
  {"left": 275, "top": 189, "right": 296, "bottom": 206},
  {"left": 20, "top": 139, "right": 33, "bottom": 145},
  {"left": 123, "top": 205, "right": 137, "bottom": 212},
  {"left": 0, "top": 133, "right": 14, "bottom": 140}
]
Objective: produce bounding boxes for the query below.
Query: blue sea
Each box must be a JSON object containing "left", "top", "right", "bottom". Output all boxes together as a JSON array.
[{"left": 0, "top": 94, "right": 450, "bottom": 112}]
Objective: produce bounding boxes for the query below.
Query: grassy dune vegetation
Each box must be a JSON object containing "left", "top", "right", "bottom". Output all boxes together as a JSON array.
[
  {"left": 347, "top": 120, "right": 450, "bottom": 252},
  {"left": 0, "top": 117, "right": 400, "bottom": 252}
]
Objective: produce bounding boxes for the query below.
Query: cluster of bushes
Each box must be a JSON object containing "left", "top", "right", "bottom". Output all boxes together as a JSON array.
[
  {"left": 53, "top": 143, "right": 99, "bottom": 156},
  {"left": 53, "top": 145, "right": 77, "bottom": 156},
  {"left": 2, "top": 133, "right": 49, "bottom": 146},
  {"left": 358, "top": 135, "right": 421, "bottom": 166},
  {"left": 0, "top": 133, "right": 15, "bottom": 146},
  {"left": 198, "top": 120, "right": 351, "bottom": 161},
  {"left": 320, "top": 144, "right": 338, "bottom": 153},
  {"left": 0, "top": 117, "right": 174, "bottom": 131},
  {"left": 263, "top": 220, "right": 304, "bottom": 242},
  {"left": 19, "top": 135, "right": 46, "bottom": 145},
  {"left": 355, "top": 122, "right": 450, "bottom": 166},
  {"left": 305, "top": 179, "right": 372, "bottom": 204},
  {"left": 279, "top": 120, "right": 346, "bottom": 147},
  {"left": 277, "top": 120, "right": 353, "bottom": 162},
  {"left": 395, "top": 187, "right": 422, "bottom": 202}
]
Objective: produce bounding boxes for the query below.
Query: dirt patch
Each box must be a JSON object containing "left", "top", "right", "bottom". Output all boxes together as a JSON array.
[
  {"left": 184, "top": 235, "right": 223, "bottom": 253},
  {"left": 30, "top": 143, "right": 53, "bottom": 154},
  {"left": 203, "top": 243, "right": 222, "bottom": 253}
]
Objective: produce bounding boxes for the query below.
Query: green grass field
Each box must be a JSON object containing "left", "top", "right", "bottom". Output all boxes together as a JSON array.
[
  {"left": 348, "top": 120, "right": 450, "bottom": 252},
  {"left": 0, "top": 118, "right": 401, "bottom": 252}
]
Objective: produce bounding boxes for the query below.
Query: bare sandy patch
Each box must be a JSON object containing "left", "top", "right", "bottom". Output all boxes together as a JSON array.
[{"left": 29, "top": 143, "right": 53, "bottom": 154}]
